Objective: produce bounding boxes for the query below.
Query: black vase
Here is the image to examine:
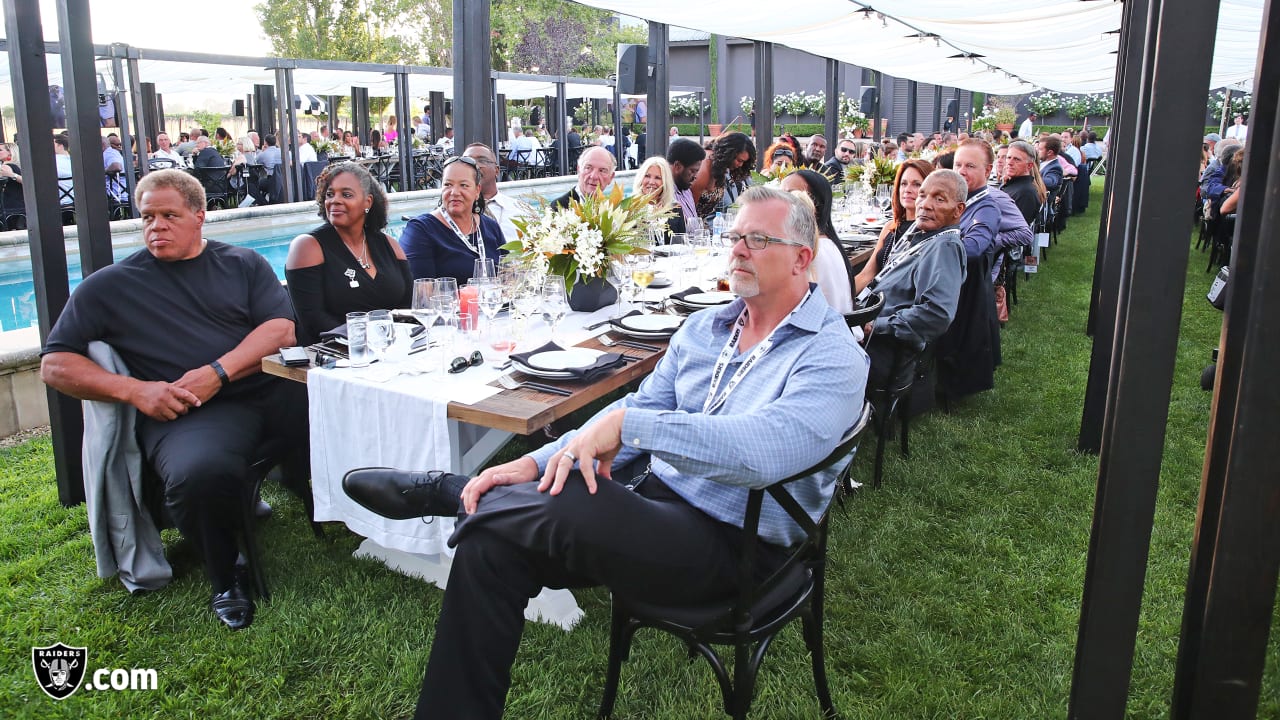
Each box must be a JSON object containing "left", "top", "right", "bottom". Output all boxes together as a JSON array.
[{"left": 567, "top": 276, "right": 618, "bottom": 312}]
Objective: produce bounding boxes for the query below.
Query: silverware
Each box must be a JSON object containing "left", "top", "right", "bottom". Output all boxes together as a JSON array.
[
  {"left": 585, "top": 318, "right": 615, "bottom": 331},
  {"left": 598, "top": 334, "right": 663, "bottom": 352},
  {"left": 496, "top": 374, "right": 573, "bottom": 396}
]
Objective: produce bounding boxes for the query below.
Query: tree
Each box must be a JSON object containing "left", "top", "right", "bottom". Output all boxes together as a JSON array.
[
  {"left": 255, "top": 0, "right": 450, "bottom": 65},
  {"left": 491, "top": 1, "right": 645, "bottom": 77}
]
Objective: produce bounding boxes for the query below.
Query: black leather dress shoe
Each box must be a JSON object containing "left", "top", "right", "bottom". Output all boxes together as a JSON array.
[
  {"left": 254, "top": 499, "right": 273, "bottom": 519},
  {"left": 342, "top": 468, "right": 464, "bottom": 519},
  {"left": 211, "top": 580, "right": 255, "bottom": 630}
]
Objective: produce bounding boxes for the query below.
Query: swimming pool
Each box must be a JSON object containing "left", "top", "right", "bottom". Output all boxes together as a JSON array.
[{"left": 0, "top": 217, "right": 412, "bottom": 333}]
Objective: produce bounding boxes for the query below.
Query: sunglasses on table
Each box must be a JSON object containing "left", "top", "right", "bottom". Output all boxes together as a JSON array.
[{"left": 448, "top": 350, "right": 485, "bottom": 374}]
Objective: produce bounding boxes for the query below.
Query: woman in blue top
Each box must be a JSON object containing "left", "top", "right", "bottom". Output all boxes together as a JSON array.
[{"left": 399, "top": 156, "right": 505, "bottom": 283}]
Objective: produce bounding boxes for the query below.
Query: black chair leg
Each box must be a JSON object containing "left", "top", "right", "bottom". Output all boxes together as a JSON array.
[
  {"left": 598, "top": 606, "right": 629, "bottom": 719},
  {"left": 803, "top": 609, "right": 837, "bottom": 718},
  {"left": 900, "top": 402, "right": 911, "bottom": 458},
  {"left": 873, "top": 414, "right": 888, "bottom": 490}
]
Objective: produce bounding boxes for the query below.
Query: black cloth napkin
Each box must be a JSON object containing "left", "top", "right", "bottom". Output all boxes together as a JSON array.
[
  {"left": 667, "top": 286, "right": 707, "bottom": 304},
  {"left": 319, "top": 323, "right": 348, "bottom": 341},
  {"left": 509, "top": 342, "right": 626, "bottom": 382}
]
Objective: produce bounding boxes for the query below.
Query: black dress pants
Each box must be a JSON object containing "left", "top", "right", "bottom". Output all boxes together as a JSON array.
[
  {"left": 136, "top": 378, "right": 308, "bottom": 593},
  {"left": 415, "top": 456, "right": 783, "bottom": 719}
]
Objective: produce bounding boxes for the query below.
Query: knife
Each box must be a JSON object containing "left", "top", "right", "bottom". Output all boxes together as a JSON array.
[
  {"left": 522, "top": 381, "right": 573, "bottom": 396},
  {"left": 616, "top": 339, "right": 662, "bottom": 352}
]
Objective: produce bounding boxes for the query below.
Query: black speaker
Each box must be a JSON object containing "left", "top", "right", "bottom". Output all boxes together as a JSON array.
[
  {"left": 859, "top": 85, "right": 877, "bottom": 112},
  {"left": 232, "top": 99, "right": 245, "bottom": 117},
  {"left": 944, "top": 99, "right": 957, "bottom": 120},
  {"left": 617, "top": 44, "right": 648, "bottom": 95}
]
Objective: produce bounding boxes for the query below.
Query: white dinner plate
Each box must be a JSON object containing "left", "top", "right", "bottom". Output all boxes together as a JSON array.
[
  {"left": 526, "top": 348, "right": 603, "bottom": 371},
  {"left": 618, "top": 314, "right": 683, "bottom": 333},
  {"left": 511, "top": 360, "right": 576, "bottom": 379},
  {"left": 681, "top": 291, "right": 736, "bottom": 306}
]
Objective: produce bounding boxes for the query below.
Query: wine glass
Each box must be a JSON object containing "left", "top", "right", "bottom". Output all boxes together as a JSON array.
[
  {"left": 608, "top": 257, "right": 632, "bottom": 313},
  {"left": 630, "top": 255, "right": 655, "bottom": 311},
  {"left": 513, "top": 283, "right": 543, "bottom": 340},
  {"left": 411, "top": 278, "right": 440, "bottom": 341},
  {"left": 435, "top": 277, "right": 459, "bottom": 317},
  {"left": 540, "top": 280, "right": 569, "bottom": 342},
  {"left": 473, "top": 257, "right": 496, "bottom": 281},
  {"left": 478, "top": 280, "right": 506, "bottom": 335}
]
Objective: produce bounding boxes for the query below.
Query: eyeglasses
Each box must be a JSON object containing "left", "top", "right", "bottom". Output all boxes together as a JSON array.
[
  {"left": 448, "top": 350, "right": 484, "bottom": 374},
  {"left": 837, "top": 147, "right": 856, "bottom": 154},
  {"left": 722, "top": 232, "right": 809, "bottom": 251}
]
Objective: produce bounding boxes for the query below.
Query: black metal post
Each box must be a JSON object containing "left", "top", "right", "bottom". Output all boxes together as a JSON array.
[
  {"left": 453, "top": 0, "right": 492, "bottom": 152},
  {"left": 429, "top": 91, "right": 445, "bottom": 143},
  {"left": 612, "top": 83, "right": 624, "bottom": 168},
  {"left": 109, "top": 49, "right": 137, "bottom": 214},
  {"left": 906, "top": 80, "right": 918, "bottom": 133},
  {"left": 824, "top": 57, "right": 839, "bottom": 146},
  {"left": 496, "top": 92, "right": 508, "bottom": 146},
  {"left": 127, "top": 59, "right": 152, "bottom": 179},
  {"left": 1067, "top": 0, "right": 1222, "bottom": 716},
  {"left": 351, "top": 86, "right": 370, "bottom": 146},
  {"left": 253, "top": 83, "right": 275, "bottom": 137},
  {"left": 5, "top": 0, "right": 83, "bottom": 506},
  {"left": 647, "top": 22, "right": 669, "bottom": 160},
  {"left": 57, "top": 0, "right": 113, "bottom": 274},
  {"left": 1172, "top": 0, "right": 1280, "bottom": 715},
  {"left": 1079, "top": 0, "right": 1148, "bottom": 452},
  {"left": 753, "top": 42, "right": 774, "bottom": 148},
  {"left": 555, "top": 81, "right": 569, "bottom": 174},
  {"left": 873, "top": 71, "right": 883, "bottom": 142},
  {"left": 274, "top": 66, "right": 296, "bottom": 203},
  {"left": 394, "top": 70, "right": 411, "bottom": 190},
  {"left": 934, "top": 84, "right": 943, "bottom": 132}
]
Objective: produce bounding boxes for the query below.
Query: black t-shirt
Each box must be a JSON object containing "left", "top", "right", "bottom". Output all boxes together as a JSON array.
[
  {"left": 0, "top": 162, "right": 22, "bottom": 211},
  {"left": 43, "top": 240, "right": 295, "bottom": 398},
  {"left": 1001, "top": 175, "right": 1041, "bottom": 226}
]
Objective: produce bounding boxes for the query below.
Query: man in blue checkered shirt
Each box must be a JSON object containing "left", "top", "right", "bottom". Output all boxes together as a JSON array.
[{"left": 345, "top": 185, "right": 869, "bottom": 719}]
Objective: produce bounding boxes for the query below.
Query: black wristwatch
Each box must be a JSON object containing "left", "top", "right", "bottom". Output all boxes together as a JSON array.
[{"left": 209, "top": 360, "right": 230, "bottom": 387}]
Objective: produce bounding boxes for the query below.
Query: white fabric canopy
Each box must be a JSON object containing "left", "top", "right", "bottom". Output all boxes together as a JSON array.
[{"left": 573, "top": 0, "right": 1263, "bottom": 95}]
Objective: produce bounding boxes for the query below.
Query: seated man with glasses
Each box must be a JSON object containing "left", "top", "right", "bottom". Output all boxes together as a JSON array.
[{"left": 343, "top": 184, "right": 869, "bottom": 719}]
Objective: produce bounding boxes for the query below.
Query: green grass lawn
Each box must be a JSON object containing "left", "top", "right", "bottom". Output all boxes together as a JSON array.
[{"left": 2, "top": 182, "right": 1276, "bottom": 719}]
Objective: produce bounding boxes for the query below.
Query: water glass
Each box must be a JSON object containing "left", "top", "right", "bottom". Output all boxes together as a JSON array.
[
  {"left": 487, "top": 317, "right": 516, "bottom": 366},
  {"left": 346, "top": 311, "right": 373, "bottom": 368},
  {"left": 669, "top": 232, "right": 689, "bottom": 246},
  {"left": 367, "top": 309, "right": 395, "bottom": 359},
  {"left": 436, "top": 277, "right": 460, "bottom": 316}
]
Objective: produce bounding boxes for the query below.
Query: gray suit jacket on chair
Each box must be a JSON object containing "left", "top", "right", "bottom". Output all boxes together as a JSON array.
[{"left": 82, "top": 341, "right": 172, "bottom": 592}]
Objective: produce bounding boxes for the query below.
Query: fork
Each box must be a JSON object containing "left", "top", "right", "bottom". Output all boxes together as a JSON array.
[
  {"left": 598, "top": 334, "right": 662, "bottom": 352},
  {"left": 496, "top": 374, "right": 573, "bottom": 396}
]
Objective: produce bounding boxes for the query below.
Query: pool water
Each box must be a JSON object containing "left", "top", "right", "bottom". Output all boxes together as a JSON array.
[{"left": 0, "top": 219, "right": 410, "bottom": 333}]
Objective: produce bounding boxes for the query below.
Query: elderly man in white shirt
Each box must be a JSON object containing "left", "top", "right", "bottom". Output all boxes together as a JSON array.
[
  {"left": 296, "top": 132, "right": 317, "bottom": 164},
  {"left": 464, "top": 143, "right": 521, "bottom": 243},
  {"left": 1225, "top": 114, "right": 1248, "bottom": 141},
  {"left": 151, "top": 132, "right": 185, "bottom": 166}
]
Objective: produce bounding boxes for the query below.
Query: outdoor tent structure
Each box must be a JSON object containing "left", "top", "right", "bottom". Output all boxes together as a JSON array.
[{"left": 6, "top": 0, "right": 1277, "bottom": 717}]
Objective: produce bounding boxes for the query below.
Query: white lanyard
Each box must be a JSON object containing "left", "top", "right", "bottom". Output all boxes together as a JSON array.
[
  {"left": 967, "top": 187, "right": 991, "bottom": 205},
  {"left": 439, "top": 210, "right": 485, "bottom": 260},
  {"left": 703, "top": 290, "right": 811, "bottom": 415},
  {"left": 857, "top": 223, "right": 933, "bottom": 302}
]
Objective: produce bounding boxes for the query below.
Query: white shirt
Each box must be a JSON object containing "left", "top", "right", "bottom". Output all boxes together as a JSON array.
[
  {"left": 599, "top": 135, "right": 615, "bottom": 148},
  {"left": 56, "top": 154, "right": 74, "bottom": 205},
  {"left": 484, "top": 190, "right": 521, "bottom": 245},
  {"left": 438, "top": 136, "right": 454, "bottom": 151},
  {"left": 1019, "top": 118, "right": 1034, "bottom": 140},
  {"left": 1225, "top": 124, "right": 1247, "bottom": 141},
  {"left": 812, "top": 236, "right": 853, "bottom": 314},
  {"left": 297, "top": 141, "right": 317, "bottom": 164},
  {"left": 151, "top": 148, "right": 184, "bottom": 164}
]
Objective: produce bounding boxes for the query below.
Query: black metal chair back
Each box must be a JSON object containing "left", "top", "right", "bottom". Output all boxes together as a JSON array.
[
  {"left": 193, "top": 166, "right": 232, "bottom": 210},
  {"left": 598, "top": 402, "right": 873, "bottom": 720}
]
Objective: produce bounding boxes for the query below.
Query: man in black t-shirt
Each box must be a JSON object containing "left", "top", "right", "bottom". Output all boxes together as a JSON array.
[{"left": 41, "top": 169, "right": 306, "bottom": 630}]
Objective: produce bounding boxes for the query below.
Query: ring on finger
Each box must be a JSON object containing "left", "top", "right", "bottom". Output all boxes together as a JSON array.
[{"left": 563, "top": 451, "right": 577, "bottom": 463}]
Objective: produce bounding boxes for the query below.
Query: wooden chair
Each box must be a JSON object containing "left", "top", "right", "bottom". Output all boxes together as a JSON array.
[{"left": 598, "top": 402, "right": 873, "bottom": 720}]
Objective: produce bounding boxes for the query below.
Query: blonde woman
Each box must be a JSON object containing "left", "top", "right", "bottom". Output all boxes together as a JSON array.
[{"left": 631, "top": 156, "right": 683, "bottom": 236}]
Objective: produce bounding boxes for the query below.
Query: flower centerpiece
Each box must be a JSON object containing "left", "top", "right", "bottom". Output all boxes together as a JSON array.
[
  {"left": 973, "top": 105, "right": 998, "bottom": 131},
  {"left": 213, "top": 137, "right": 236, "bottom": 159},
  {"left": 310, "top": 136, "right": 339, "bottom": 160},
  {"left": 503, "top": 185, "right": 667, "bottom": 311}
]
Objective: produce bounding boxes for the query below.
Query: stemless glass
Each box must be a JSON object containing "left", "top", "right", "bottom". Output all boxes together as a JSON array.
[
  {"left": 540, "top": 280, "right": 569, "bottom": 342},
  {"left": 411, "top": 278, "right": 440, "bottom": 340},
  {"left": 367, "top": 309, "right": 395, "bottom": 359},
  {"left": 487, "top": 317, "right": 516, "bottom": 367},
  {"left": 346, "top": 311, "right": 372, "bottom": 368}
]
